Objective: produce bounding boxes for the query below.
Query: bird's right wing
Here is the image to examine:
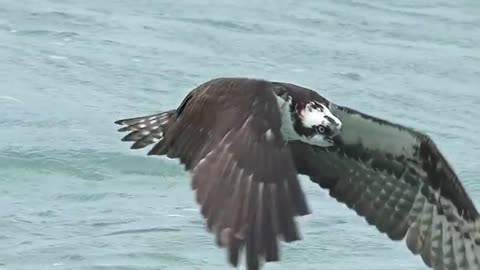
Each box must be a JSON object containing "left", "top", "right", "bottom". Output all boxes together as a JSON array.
[{"left": 289, "top": 103, "right": 480, "bottom": 270}]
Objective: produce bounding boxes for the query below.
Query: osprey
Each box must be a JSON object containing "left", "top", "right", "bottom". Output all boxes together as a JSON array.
[{"left": 114, "top": 78, "right": 480, "bottom": 270}]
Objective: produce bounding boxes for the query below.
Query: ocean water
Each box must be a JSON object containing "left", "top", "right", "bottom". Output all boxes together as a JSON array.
[{"left": 1, "top": 0, "right": 480, "bottom": 269}]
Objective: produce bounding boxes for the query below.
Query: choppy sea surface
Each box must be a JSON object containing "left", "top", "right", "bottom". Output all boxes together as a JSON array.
[{"left": 1, "top": 0, "right": 480, "bottom": 269}]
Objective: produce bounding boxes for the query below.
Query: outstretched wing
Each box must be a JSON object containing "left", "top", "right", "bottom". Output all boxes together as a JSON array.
[
  {"left": 115, "top": 78, "right": 310, "bottom": 270},
  {"left": 289, "top": 104, "right": 480, "bottom": 270}
]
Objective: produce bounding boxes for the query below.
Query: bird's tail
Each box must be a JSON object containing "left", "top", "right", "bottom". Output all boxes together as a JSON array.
[{"left": 114, "top": 110, "right": 176, "bottom": 152}]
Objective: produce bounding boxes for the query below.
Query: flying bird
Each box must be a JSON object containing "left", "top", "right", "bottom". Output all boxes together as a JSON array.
[{"left": 114, "top": 77, "right": 480, "bottom": 270}]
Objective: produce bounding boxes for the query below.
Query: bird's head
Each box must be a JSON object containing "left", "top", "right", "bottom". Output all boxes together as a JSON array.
[{"left": 293, "top": 100, "right": 343, "bottom": 147}]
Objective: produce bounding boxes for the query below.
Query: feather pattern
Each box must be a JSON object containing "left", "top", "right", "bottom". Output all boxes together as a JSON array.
[
  {"left": 115, "top": 110, "right": 176, "bottom": 149},
  {"left": 115, "top": 78, "right": 310, "bottom": 270},
  {"left": 115, "top": 77, "right": 480, "bottom": 270},
  {"left": 289, "top": 104, "right": 480, "bottom": 270}
]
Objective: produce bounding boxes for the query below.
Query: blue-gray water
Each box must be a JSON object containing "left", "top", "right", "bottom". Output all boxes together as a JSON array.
[{"left": 1, "top": 1, "right": 480, "bottom": 269}]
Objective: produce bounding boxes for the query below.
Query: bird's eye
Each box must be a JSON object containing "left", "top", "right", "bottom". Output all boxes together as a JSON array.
[{"left": 316, "top": 125, "right": 326, "bottom": 134}]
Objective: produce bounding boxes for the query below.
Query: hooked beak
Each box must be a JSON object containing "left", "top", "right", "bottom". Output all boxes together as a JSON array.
[
  {"left": 330, "top": 133, "right": 344, "bottom": 146},
  {"left": 323, "top": 115, "right": 343, "bottom": 145}
]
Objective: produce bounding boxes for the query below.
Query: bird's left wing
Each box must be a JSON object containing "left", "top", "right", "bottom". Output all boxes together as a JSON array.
[
  {"left": 289, "top": 103, "right": 480, "bottom": 270},
  {"left": 115, "top": 78, "right": 310, "bottom": 270}
]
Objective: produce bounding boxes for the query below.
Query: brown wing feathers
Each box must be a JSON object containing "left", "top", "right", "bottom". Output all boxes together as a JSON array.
[
  {"left": 183, "top": 86, "right": 309, "bottom": 269},
  {"left": 115, "top": 78, "right": 310, "bottom": 270}
]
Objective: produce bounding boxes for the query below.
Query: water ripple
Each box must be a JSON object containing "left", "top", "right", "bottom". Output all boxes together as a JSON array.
[
  {"left": 104, "top": 227, "right": 181, "bottom": 236},
  {"left": 0, "top": 147, "right": 183, "bottom": 180},
  {"left": 1, "top": 0, "right": 479, "bottom": 270}
]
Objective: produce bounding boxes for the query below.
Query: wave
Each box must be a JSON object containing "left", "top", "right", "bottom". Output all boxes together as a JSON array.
[{"left": 0, "top": 147, "right": 184, "bottom": 181}]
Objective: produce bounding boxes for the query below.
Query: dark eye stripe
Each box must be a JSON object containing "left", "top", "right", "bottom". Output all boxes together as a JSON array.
[
  {"left": 311, "top": 102, "right": 324, "bottom": 111},
  {"left": 325, "top": 115, "right": 336, "bottom": 124}
]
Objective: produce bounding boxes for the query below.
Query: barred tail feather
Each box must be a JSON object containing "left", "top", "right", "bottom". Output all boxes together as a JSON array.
[{"left": 114, "top": 110, "right": 176, "bottom": 150}]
